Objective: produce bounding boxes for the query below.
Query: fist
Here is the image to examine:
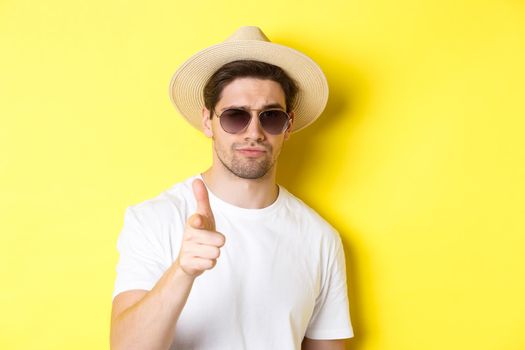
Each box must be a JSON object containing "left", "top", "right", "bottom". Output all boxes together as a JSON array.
[{"left": 175, "top": 179, "right": 226, "bottom": 278}]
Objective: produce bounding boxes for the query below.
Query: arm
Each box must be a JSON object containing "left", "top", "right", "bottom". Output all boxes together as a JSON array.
[
  {"left": 110, "top": 259, "right": 195, "bottom": 350},
  {"left": 303, "top": 231, "right": 354, "bottom": 345},
  {"left": 301, "top": 337, "right": 348, "bottom": 350},
  {"left": 110, "top": 179, "right": 224, "bottom": 350}
]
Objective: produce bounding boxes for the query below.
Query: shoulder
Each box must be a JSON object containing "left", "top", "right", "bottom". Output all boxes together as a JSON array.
[
  {"left": 125, "top": 174, "right": 199, "bottom": 228},
  {"left": 279, "top": 186, "right": 341, "bottom": 244}
]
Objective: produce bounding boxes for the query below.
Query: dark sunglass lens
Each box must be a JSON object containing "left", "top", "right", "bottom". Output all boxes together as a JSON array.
[
  {"left": 220, "top": 109, "right": 251, "bottom": 133},
  {"left": 260, "top": 110, "right": 289, "bottom": 134}
]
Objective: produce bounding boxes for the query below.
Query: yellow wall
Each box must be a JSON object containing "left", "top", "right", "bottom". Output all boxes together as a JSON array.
[{"left": 1, "top": 0, "right": 524, "bottom": 349}]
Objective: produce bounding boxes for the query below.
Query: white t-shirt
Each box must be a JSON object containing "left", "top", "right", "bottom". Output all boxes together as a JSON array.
[{"left": 112, "top": 174, "right": 353, "bottom": 349}]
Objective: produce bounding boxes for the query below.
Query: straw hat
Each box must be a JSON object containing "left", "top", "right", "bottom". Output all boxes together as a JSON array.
[{"left": 168, "top": 26, "right": 329, "bottom": 134}]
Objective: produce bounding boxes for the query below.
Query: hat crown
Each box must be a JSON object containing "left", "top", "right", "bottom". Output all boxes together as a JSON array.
[
  {"left": 224, "top": 26, "right": 270, "bottom": 42},
  {"left": 170, "top": 26, "right": 329, "bottom": 134}
]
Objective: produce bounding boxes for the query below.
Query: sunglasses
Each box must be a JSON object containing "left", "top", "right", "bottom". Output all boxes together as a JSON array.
[{"left": 213, "top": 108, "right": 292, "bottom": 135}]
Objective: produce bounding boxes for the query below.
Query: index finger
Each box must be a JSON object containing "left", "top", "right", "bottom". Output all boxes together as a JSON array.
[{"left": 192, "top": 179, "right": 215, "bottom": 229}]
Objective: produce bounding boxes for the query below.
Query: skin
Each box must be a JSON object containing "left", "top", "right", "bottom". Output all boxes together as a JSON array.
[
  {"left": 110, "top": 77, "right": 348, "bottom": 350},
  {"left": 199, "top": 77, "right": 293, "bottom": 209}
]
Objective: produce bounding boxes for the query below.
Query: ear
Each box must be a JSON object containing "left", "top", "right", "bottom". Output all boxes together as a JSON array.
[
  {"left": 202, "top": 107, "right": 213, "bottom": 138},
  {"left": 283, "top": 111, "right": 294, "bottom": 141}
]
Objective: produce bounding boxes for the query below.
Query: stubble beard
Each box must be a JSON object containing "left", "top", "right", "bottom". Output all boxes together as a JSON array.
[{"left": 215, "top": 141, "right": 276, "bottom": 180}]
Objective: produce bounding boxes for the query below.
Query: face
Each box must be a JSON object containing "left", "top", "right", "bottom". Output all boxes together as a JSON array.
[{"left": 202, "top": 77, "right": 294, "bottom": 180}]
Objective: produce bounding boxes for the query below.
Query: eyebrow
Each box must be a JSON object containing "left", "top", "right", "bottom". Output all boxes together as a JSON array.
[{"left": 219, "top": 103, "right": 285, "bottom": 112}]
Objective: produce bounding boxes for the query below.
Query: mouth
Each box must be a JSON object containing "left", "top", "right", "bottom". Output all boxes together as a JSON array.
[{"left": 236, "top": 148, "right": 267, "bottom": 157}]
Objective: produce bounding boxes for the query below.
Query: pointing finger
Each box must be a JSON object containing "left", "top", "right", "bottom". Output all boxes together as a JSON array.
[{"left": 192, "top": 179, "right": 215, "bottom": 229}]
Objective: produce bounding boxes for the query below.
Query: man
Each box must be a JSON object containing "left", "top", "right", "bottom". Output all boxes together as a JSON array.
[{"left": 110, "top": 26, "right": 353, "bottom": 350}]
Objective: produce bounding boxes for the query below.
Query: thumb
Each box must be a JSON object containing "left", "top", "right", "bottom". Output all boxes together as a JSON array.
[{"left": 192, "top": 179, "right": 215, "bottom": 229}]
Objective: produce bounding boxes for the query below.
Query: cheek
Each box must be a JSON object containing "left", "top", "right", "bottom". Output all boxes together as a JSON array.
[
  {"left": 212, "top": 133, "right": 234, "bottom": 155},
  {"left": 270, "top": 138, "right": 285, "bottom": 157}
]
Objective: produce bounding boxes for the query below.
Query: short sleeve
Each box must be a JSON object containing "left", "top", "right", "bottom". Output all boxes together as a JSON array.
[
  {"left": 305, "top": 234, "right": 354, "bottom": 339},
  {"left": 112, "top": 206, "right": 169, "bottom": 301}
]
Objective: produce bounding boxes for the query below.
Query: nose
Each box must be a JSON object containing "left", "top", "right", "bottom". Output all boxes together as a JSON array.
[{"left": 243, "top": 111, "right": 266, "bottom": 141}]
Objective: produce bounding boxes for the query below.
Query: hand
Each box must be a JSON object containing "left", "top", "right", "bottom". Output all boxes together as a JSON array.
[{"left": 175, "top": 179, "right": 226, "bottom": 278}]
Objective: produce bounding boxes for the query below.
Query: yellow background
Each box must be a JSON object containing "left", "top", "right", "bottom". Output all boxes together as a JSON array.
[{"left": 1, "top": 0, "right": 524, "bottom": 349}]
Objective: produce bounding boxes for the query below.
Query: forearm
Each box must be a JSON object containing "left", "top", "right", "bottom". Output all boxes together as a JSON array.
[
  {"left": 301, "top": 338, "right": 347, "bottom": 350},
  {"left": 110, "top": 260, "right": 195, "bottom": 350}
]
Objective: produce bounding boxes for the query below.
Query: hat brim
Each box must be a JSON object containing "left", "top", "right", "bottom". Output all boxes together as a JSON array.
[{"left": 168, "top": 40, "right": 328, "bottom": 134}]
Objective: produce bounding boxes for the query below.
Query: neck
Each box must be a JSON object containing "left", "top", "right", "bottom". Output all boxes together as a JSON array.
[{"left": 200, "top": 162, "right": 279, "bottom": 209}]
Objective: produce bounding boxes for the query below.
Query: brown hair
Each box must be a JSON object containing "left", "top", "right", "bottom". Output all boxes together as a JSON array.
[{"left": 203, "top": 60, "right": 299, "bottom": 116}]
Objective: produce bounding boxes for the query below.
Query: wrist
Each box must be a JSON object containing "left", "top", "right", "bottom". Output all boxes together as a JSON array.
[{"left": 172, "top": 258, "right": 197, "bottom": 283}]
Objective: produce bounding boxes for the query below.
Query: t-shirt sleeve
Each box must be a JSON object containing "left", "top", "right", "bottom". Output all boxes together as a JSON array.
[
  {"left": 112, "top": 205, "right": 169, "bottom": 301},
  {"left": 305, "top": 233, "right": 354, "bottom": 339}
]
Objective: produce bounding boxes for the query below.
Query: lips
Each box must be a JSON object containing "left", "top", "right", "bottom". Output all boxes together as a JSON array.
[
  {"left": 238, "top": 148, "right": 266, "bottom": 152},
  {"left": 236, "top": 147, "right": 266, "bottom": 157}
]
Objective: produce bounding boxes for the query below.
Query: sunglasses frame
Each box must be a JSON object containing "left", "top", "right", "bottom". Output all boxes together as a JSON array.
[{"left": 212, "top": 107, "right": 292, "bottom": 135}]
